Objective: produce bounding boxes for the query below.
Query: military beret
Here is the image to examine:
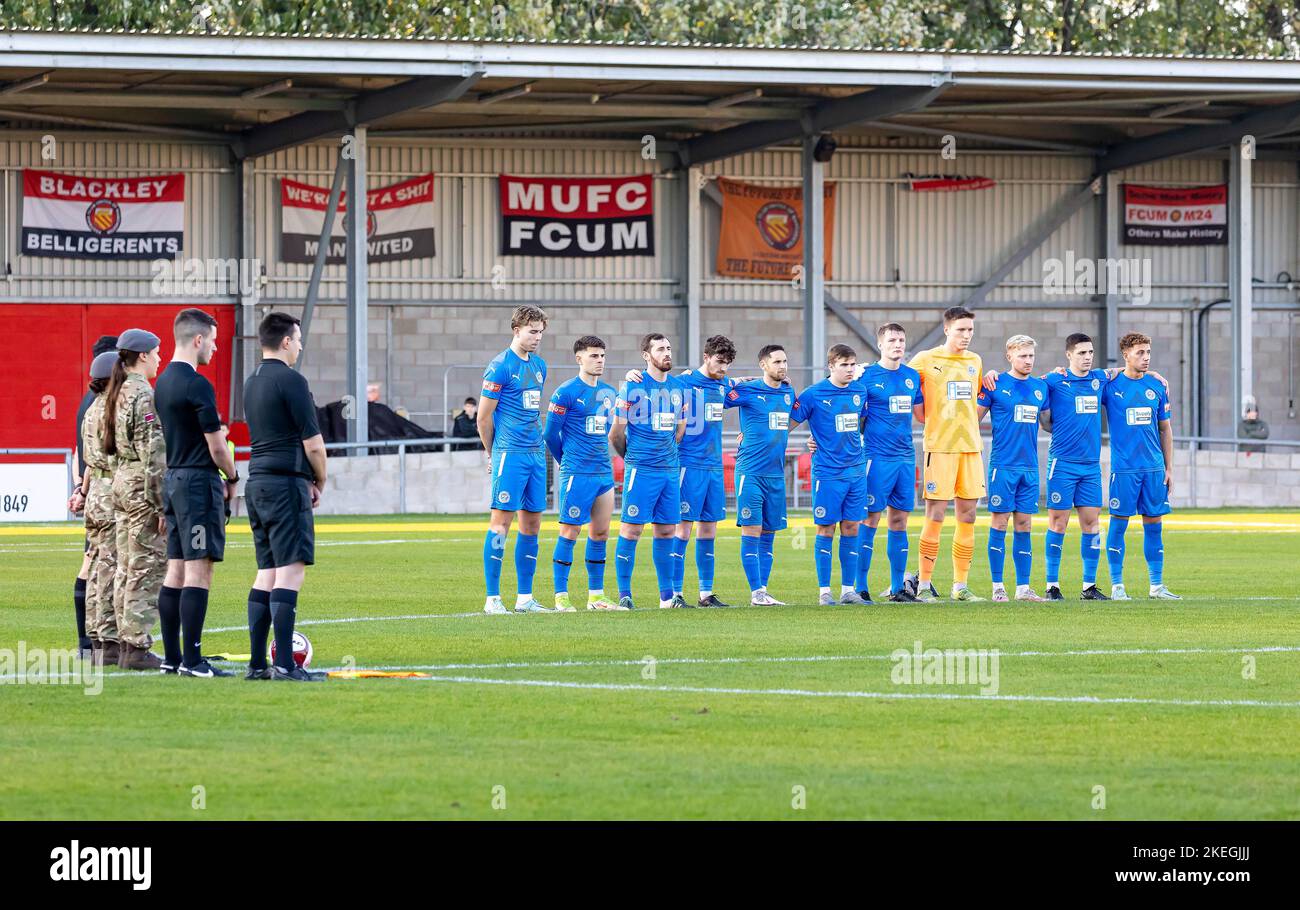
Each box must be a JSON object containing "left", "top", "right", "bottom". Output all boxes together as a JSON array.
[
  {"left": 89, "top": 351, "right": 118, "bottom": 380},
  {"left": 117, "top": 328, "right": 160, "bottom": 353}
]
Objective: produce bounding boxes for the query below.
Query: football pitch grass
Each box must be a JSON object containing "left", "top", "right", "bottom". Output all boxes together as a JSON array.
[{"left": 2, "top": 509, "right": 1298, "bottom": 820}]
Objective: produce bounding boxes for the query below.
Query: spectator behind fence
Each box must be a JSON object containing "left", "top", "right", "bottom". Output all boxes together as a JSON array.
[
  {"left": 1239, "top": 402, "right": 1269, "bottom": 455},
  {"left": 452, "top": 397, "right": 483, "bottom": 450}
]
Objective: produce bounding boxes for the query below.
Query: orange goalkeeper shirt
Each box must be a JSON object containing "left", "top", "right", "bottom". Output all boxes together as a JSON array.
[{"left": 908, "top": 346, "right": 984, "bottom": 454}]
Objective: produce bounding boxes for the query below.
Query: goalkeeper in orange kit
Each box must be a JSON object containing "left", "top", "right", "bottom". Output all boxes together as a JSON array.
[{"left": 906, "top": 306, "right": 987, "bottom": 602}]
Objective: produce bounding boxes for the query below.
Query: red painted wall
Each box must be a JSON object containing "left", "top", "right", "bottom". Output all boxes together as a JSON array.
[{"left": 0, "top": 304, "right": 236, "bottom": 462}]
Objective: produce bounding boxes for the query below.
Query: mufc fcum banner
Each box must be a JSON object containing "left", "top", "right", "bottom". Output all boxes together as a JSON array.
[
  {"left": 1123, "top": 183, "right": 1228, "bottom": 245},
  {"left": 716, "top": 177, "right": 837, "bottom": 281},
  {"left": 499, "top": 174, "right": 654, "bottom": 256},
  {"left": 279, "top": 173, "right": 435, "bottom": 264},
  {"left": 21, "top": 169, "right": 184, "bottom": 260}
]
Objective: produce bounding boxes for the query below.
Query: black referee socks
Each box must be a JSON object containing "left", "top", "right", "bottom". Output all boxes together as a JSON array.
[
  {"left": 269, "top": 588, "right": 299, "bottom": 671},
  {"left": 158, "top": 585, "right": 183, "bottom": 667},
  {"left": 180, "top": 586, "right": 210, "bottom": 667},
  {"left": 247, "top": 588, "right": 272, "bottom": 669}
]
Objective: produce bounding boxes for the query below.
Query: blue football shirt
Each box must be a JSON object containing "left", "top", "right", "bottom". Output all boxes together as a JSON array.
[
  {"left": 676, "top": 368, "right": 732, "bottom": 469},
  {"left": 976, "top": 372, "right": 1049, "bottom": 468},
  {"left": 726, "top": 380, "right": 796, "bottom": 477},
  {"left": 790, "top": 378, "right": 868, "bottom": 477},
  {"left": 1104, "top": 372, "right": 1171, "bottom": 473},
  {"left": 617, "top": 373, "right": 685, "bottom": 469},
  {"left": 545, "top": 376, "right": 616, "bottom": 474},
  {"left": 860, "top": 363, "right": 923, "bottom": 460},
  {"left": 1044, "top": 369, "right": 1107, "bottom": 464},
  {"left": 482, "top": 347, "right": 547, "bottom": 451}
]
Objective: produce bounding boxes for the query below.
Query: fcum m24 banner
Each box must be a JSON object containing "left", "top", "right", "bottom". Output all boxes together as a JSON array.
[
  {"left": 499, "top": 174, "right": 654, "bottom": 256},
  {"left": 716, "top": 177, "right": 837, "bottom": 280},
  {"left": 21, "top": 169, "right": 184, "bottom": 260},
  {"left": 1123, "top": 183, "right": 1228, "bottom": 245},
  {"left": 279, "top": 173, "right": 436, "bottom": 264}
]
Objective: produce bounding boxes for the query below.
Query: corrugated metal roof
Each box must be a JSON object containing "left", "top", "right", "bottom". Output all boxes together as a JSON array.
[{"left": 4, "top": 25, "right": 1299, "bottom": 62}]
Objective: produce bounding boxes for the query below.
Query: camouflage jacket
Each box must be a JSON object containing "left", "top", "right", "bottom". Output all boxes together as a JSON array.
[
  {"left": 113, "top": 372, "right": 166, "bottom": 510},
  {"left": 81, "top": 393, "right": 116, "bottom": 477}
]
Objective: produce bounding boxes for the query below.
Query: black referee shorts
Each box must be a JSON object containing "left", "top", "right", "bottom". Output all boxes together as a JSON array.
[
  {"left": 164, "top": 468, "right": 227, "bottom": 562},
  {"left": 245, "top": 475, "right": 315, "bottom": 570}
]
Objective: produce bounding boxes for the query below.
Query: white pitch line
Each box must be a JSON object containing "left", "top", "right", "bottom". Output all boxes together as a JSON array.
[
  {"left": 0, "top": 537, "right": 472, "bottom": 555},
  {"left": 311, "top": 644, "right": 1300, "bottom": 673},
  {"left": 410, "top": 674, "right": 1300, "bottom": 709}
]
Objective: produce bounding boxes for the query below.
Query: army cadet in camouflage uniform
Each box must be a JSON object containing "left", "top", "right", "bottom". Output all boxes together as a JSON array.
[
  {"left": 103, "top": 328, "right": 167, "bottom": 671},
  {"left": 75, "top": 351, "right": 122, "bottom": 666}
]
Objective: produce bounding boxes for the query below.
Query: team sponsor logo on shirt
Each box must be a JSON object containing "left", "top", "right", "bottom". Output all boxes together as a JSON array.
[
  {"left": 584, "top": 415, "right": 607, "bottom": 434},
  {"left": 946, "top": 381, "right": 973, "bottom": 400},
  {"left": 483, "top": 380, "right": 502, "bottom": 393},
  {"left": 1076, "top": 396, "right": 1098, "bottom": 414},
  {"left": 1013, "top": 404, "right": 1038, "bottom": 423},
  {"left": 835, "top": 413, "right": 859, "bottom": 433},
  {"left": 889, "top": 395, "right": 911, "bottom": 414},
  {"left": 548, "top": 402, "right": 567, "bottom": 415},
  {"left": 1125, "top": 406, "right": 1153, "bottom": 425},
  {"left": 651, "top": 412, "right": 676, "bottom": 432},
  {"left": 769, "top": 412, "right": 790, "bottom": 430},
  {"left": 704, "top": 402, "right": 723, "bottom": 422},
  {"left": 522, "top": 390, "right": 540, "bottom": 410}
]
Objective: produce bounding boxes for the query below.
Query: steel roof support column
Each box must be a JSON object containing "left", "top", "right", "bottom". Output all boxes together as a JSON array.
[
  {"left": 1229, "top": 140, "right": 1254, "bottom": 436},
  {"left": 802, "top": 134, "right": 826, "bottom": 376},
  {"left": 345, "top": 126, "right": 369, "bottom": 446}
]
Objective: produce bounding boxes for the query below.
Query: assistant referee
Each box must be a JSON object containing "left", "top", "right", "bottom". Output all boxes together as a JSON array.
[
  {"left": 155, "top": 308, "right": 240, "bottom": 678},
  {"left": 242, "top": 312, "right": 328, "bottom": 682}
]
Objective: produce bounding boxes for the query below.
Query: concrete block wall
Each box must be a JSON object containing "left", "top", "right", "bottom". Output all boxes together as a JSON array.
[
  {"left": 313, "top": 448, "right": 491, "bottom": 515},
  {"left": 244, "top": 299, "right": 1298, "bottom": 444},
  {"left": 300, "top": 443, "right": 1297, "bottom": 515}
]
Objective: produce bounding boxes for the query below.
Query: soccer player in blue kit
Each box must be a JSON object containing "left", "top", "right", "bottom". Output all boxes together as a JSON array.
[
  {"left": 671, "top": 335, "right": 740, "bottom": 608},
  {"left": 478, "top": 305, "right": 550, "bottom": 614},
  {"left": 976, "top": 335, "right": 1050, "bottom": 602},
  {"left": 857, "top": 323, "right": 925, "bottom": 602},
  {"left": 726, "top": 344, "right": 797, "bottom": 606},
  {"left": 1103, "top": 332, "right": 1181, "bottom": 601},
  {"left": 790, "top": 344, "right": 870, "bottom": 606},
  {"left": 609, "top": 333, "right": 688, "bottom": 610},
  {"left": 1040, "top": 333, "right": 1110, "bottom": 601},
  {"left": 544, "top": 335, "right": 624, "bottom": 612}
]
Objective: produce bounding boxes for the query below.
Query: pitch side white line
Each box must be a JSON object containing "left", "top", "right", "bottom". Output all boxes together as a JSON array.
[
  {"left": 321, "top": 644, "right": 1300, "bottom": 673},
  {"left": 408, "top": 674, "right": 1300, "bottom": 708}
]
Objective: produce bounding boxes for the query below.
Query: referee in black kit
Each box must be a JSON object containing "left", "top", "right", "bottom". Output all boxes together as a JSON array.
[
  {"left": 243, "top": 312, "right": 328, "bottom": 682},
  {"left": 155, "top": 309, "right": 239, "bottom": 678}
]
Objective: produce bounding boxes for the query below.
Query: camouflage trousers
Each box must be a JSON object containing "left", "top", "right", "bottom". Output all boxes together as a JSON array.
[
  {"left": 111, "top": 472, "right": 165, "bottom": 649},
  {"left": 83, "top": 474, "right": 118, "bottom": 642}
]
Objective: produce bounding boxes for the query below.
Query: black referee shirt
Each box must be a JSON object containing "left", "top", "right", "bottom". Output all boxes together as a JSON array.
[
  {"left": 155, "top": 361, "right": 223, "bottom": 470},
  {"left": 243, "top": 359, "right": 321, "bottom": 481}
]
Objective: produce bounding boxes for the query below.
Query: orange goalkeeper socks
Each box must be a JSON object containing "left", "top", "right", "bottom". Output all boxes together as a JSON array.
[
  {"left": 953, "top": 520, "right": 975, "bottom": 586},
  {"left": 918, "top": 519, "right": 943, "bottom": 584}
]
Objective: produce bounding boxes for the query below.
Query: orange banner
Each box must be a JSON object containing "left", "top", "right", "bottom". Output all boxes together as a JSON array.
[{"left": 715, "top": 177, "right": 836, "bottom": 281}]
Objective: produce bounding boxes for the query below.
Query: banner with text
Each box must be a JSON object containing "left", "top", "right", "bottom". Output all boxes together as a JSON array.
[
  {"left": 1123, "top": 183, "right": 1227, "bottom": 245},
  {"left": 22, "top": 169, "right": 184, "bottom": 260},
  {"left": 279, "top": 173, "right": 436, "bottom": 264},
  {"left": 715, "top": 177, "right": 837, "bottom": 281},
  {"left": 499, "top": 174, "right": 655, "bottom": 256}
]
